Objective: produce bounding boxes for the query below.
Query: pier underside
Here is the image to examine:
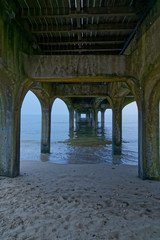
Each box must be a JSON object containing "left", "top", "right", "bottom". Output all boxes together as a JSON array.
[{"left": 0, "top": 0, "right": 160, "bottom": 179}]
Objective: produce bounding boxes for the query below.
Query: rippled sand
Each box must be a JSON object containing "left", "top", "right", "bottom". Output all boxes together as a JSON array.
[{"left": 0, "top": 161, "right": 160, "bottom": 240}]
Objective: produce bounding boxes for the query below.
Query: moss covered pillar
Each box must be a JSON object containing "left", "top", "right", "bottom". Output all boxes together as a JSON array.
[
  {"left": 86, "top": 112, "right": 91, "bottom": 125},
  {"left": 112, "top": 99, "right": 122, "bottom": 155},
  {"left": 41, "top": 103, "right": 51, "bottom": 153},
  {"left": 76, "top": 112, "right": 81, "bottom": 123},
  {"left": 69, "top": 108, "right": 74, "bottom": 130},
  {"left": 101, "top": 110, "right": 105, "bottom": 128},
  {"left": 92, "top": 109, "right": 98, "bottom": 129},
  {"left": 138, "top": 99, "right": 160, "bottom": 180},
  {"left": 0, "top": 91, "right": 20, "bottom": 177},
  {"left": 86, "top": 112, "right": 90, "bottom": 122}
]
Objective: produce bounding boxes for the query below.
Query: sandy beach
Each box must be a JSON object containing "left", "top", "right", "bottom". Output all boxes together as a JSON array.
[{"left": 0, "top": 161, "right": 160, "bottom": 240}]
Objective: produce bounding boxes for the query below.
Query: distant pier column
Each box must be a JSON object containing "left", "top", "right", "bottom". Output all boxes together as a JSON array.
[
  {"left": 92, "top": 109, "right": 98, "bottom": 129},
  {"left": 41, "top": 103, "right": 51, "bottom": 153},
  {"left": 112, "top": 100, "right": 122, "bottom": 155},
  {"left": 101, "top": 110, "right": 105, "bottom": 128},
  {"left": 69, "top": 108, "right": 74, "bottom": 130},
  {"left": 76, "top": 112, "right": 81, "bottom": 123},
  {"left": 86, "top": 113, "right": 90, "bottom": 122},
  {"left": 86, "top": 112, "right": 91, "bottom": 125}
]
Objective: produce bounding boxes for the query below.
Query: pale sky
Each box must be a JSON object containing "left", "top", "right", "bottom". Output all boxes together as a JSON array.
[{"left": 21, "top": 90, "right": 138, "bottom": 117}]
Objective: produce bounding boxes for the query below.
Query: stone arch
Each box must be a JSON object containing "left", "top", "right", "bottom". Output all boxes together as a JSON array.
[
  {"left": 52, "top": 97, "right": 73, "bottom": 112},
  {"left": 143, "top": 58, "right": 160, "bottom": 96},
  {"left": 0, "top": 76, "right": 32, "bottom": 177},
  {"left": 29, "top": 87, "right": 53, "bottom": 154},
  {"left": 122, "top": 94, "right": 136, "bottom": 109},
  {"left": 146, "top": 78, "right": 160, "bottom": 112},
  {"left": 125, "top": 78, "right": 142, "bottom": 111},
  {"left": 93, "top": 97, "right": 107, "bottom": 109},
  {"left": 95, "top": 98, "right": 111, "bottom": 128},
  {"left": 106, "top": 86, "right": 130, "bottom": 155},
  {"left": 126, "top": 74, "right": 160, "bottom": 179}
]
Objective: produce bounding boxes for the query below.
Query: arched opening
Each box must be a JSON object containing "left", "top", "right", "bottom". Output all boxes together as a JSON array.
[
  {"left": 20, "top": 90, "right": 41, "bottom": 161},
  {"left": 19, "top": 92, "right": 138, "bottom": 167},
  {"left": 81, "top": 113, "right": 86, "bottom": 119},
  {"left": 98, "top": 111, "right": 101, "bottom": 126},
  {"left": 122, "top": 101, "right": 138, "bottom": 165},
  {"left": 97, "top": 98, "right": 111, "bottom": 128},
  {"left": 50, "top": 98, "right": 69, "bottom": 163},
  {"left": 105, "top": 108, "right": 112, "bottom": 139}
]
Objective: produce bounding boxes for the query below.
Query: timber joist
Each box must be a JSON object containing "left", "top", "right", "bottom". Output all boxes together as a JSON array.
[
  {"left": 21, "top": 7, "right": 136, "bottom": 18},
  {"left": 14, "top": 0, "right": 156, "bottom": 55}
]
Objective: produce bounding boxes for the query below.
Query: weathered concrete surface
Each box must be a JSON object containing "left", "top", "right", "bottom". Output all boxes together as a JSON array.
[
  {"left": 92, "top": 109, "right": 98, "bottom": 129},
  {"left": 52, "top": 83, "right": 110, "bottom": 97},
  {"left": 23, "top": 54, "right": 131, "bottom": 81},
  {"left": 101, "top": 110, "right": 105, "bottom": 128},
  {"left": 76, "top": 112, "right": 81, "bottom": 123},
  {"left": 123, "top": 1, "right": 160, "bottom": 180},
  {"left": 69, "top": 108, "right": 74, "bottom": 130},
  {"left": 0, "top": 82, "right": 20, "bottom": 177},
  {"left": 41, "top": 104, "right": 51, "bottom": 154},
  {"left": 31, "top": 82, "right": 130, "bottom": 98},
  {"left": 0, "top": 1, "right": 35, "bottom": 83},
  {"left": 0, "top": 0, "right": 38, "bottom": 176},
  {"left": 0, "top": 0, "right": 160, "bottom": 181},
  {"left": 112, "top": 98, "right": 123, "bottom": 155},
  {"left": 125, "top": 0, "right": 160, "bottom": 81}
]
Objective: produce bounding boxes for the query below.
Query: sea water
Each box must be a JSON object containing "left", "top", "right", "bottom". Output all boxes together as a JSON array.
[{"left": 20, "top": 114, "right": 138, "bottom": 166}]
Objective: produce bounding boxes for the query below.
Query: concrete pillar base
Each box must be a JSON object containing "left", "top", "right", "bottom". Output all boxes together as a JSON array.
[
  {"left": 0, "top": 96, "right": 20, "bottom": 177},
  {"left": 92, "top": 109, "right": 98, "bottom": 129},
  {"left": 69, "top": 108, "right": 74, "bottom": 130},
  {"left": 41, "top": 103, "right": 51, "bottom": 154},
  {"left": 76, "top": 112, "right": 81, "bottom": 123},
  {"left": 101, "top": 110, "right": 105, "bottom": 128},
  {"left": 112, "top": 99, "right": 122, "bottom": 155},
  {"left": 138, "top": 101, "right": 160, "bottom": 180}
]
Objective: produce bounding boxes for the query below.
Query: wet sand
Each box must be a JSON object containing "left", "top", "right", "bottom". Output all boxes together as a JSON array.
[{"left": 1, "top": 161, "right": 160, "bottom": 240}]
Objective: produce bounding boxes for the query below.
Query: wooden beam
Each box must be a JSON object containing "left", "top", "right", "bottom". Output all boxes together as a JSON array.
[
  {"left": 37, "top": 36, "right": 127, "bottom": 42},
  {"left": 40, "top": 44, "right": 123, "bottom": 51},
  {"left": 43, "top": 48, "right": 121, "bottom": 53},
  {"left": 32, "top": 23, "right": 134, "bottom": 34},
  {"left": 39, "top": 40, "right": 125, "bottom": 46},
  {"left": 21, "top": 7, "right": 136, "bottom": 18}
]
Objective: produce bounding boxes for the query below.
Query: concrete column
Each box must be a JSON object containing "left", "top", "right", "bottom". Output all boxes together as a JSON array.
[
  {"left": 138, "top": 101, "right": 160, "bottom": 180},
  {"left": 69, "top": 108, "right": 74, "bottom": 130},
  {"left": 86, "top": 113, "right": 90, "bottom": 122},
  {"left": 112, "top": 102, "right": 122, "bottom": 155},
  {"left": 41, "top": 104, "right": 51, "bottom": 153},
  {"left": 86, "top": 112, "right": 92, "bottom": 126},
  {"left": 76, "top": 112, "right": 81, "bottom": 123},
  {"left": 101, "top": 110, "right": 105, "bottom": 128},
  {"left": 92, "top": 109, "right": 98, "bottom": 129},
  {"left": 0, "top": 95, "right": 20, "bottom": 177}
]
